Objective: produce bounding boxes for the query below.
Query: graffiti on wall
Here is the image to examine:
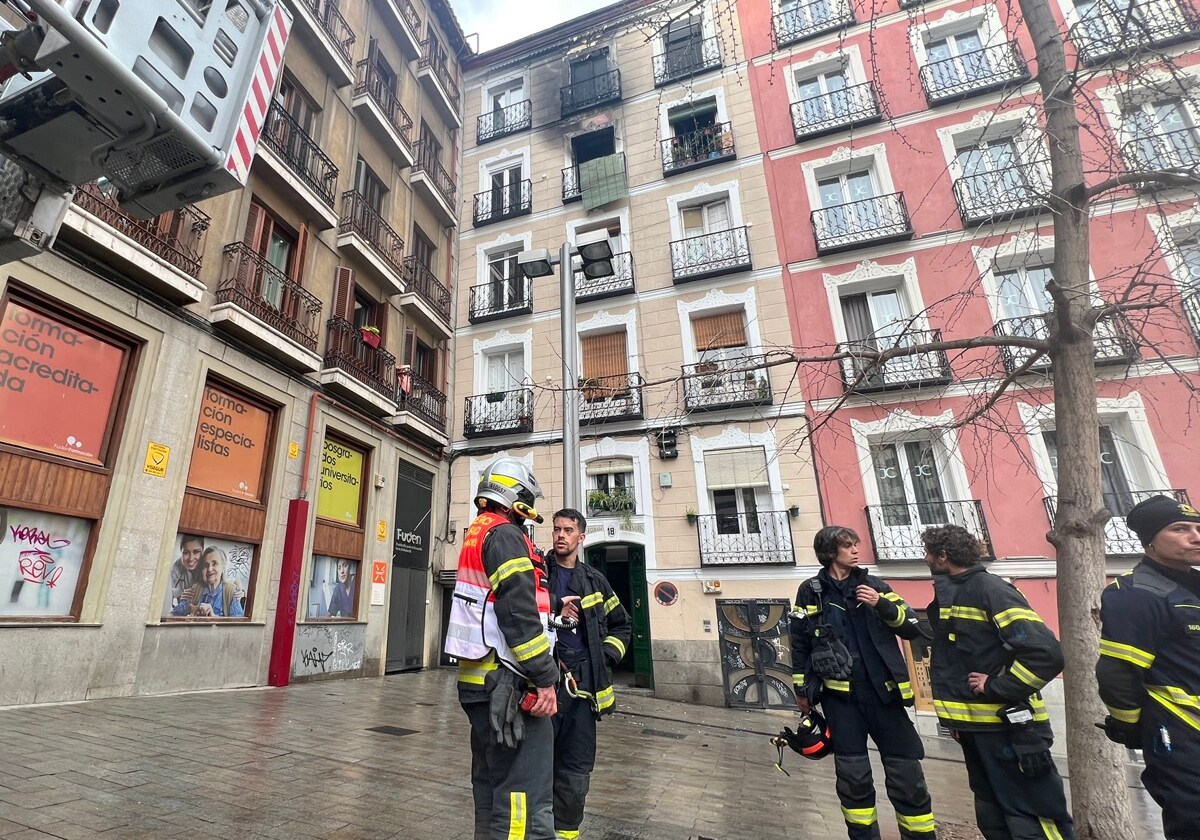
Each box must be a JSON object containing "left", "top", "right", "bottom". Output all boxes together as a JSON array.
[
  {"left": 0, "top": 507, "right": 91, "bottom": 617},
  {"left": 292, "top": 623, "right": 365, "bottom": 677}
]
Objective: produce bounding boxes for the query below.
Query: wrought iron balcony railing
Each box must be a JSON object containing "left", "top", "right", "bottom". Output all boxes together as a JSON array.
[
  {"left": 1073, "top": 0, "right": 1200, "bottom": 63},
  {"left": 791, "top": 81, "right": 881, "bottom": 141},
  {"left": 653, "top": 36, "right": 722, "bottom": 86},
  {"left": 670, "top": 226, "right": 752, "bottom": 282},
  {"left": 391, "top": 0, "right": 421, "bottom": 32},
  {"left": 217, "top": 243, "right": 322, "bottom": 351},
  {"left": 866, "top": 500, "right": 994, "bottom": 562},
  {"left": 586, "top": 485, "right": 638, "bottom": 518},
  {"left": 339, "top": 190, "right": 405, "bottom": 277},
  {"left": 396, "top": 368, "right": 447, "bottom": 432},
  {"left": 261, "top": 101, "right": 339, "bottom": 208},
  {"left": 575, "top": 250, "right": 635, "bottom": 302},
  {"left": 992, "top": 312, "right": 1137, "bottom": 373},
  {"left": 1123, "top": 128, "right": 1200, "bottom": 174},
  {"left": 1045, "top": 489, "right": 1190, "bottom": 556},
  {"left": 473, "top": 180, "right": 533, "bottom": 227},
  {"left": 697, "top": 511, "right": 795, "bottom": 566},
  {"left": 662, "top": 122, "right": 736, "bottom": 175},
  {"left": 683, "top": 354, "right": 772, "bottom": 412},
  {"left": 324, "top": 316, "right": 397, "bottom": 398},
  {"left": 838, "top": 328, "right": 952, "bottom": 392},
  {"left": 401, "top": 256, "right": 452, "bottom": 324},
  {"left": 952, "top": 158, "right": 1051, "bottom": 225},
  {"left": 773, "top": 0, "right": 855, "bottom": 46},
  {"left": 1184, "top": 291, "right": 1200, "bottom": 346},
  {"left": 413, "top": 140, "right": 457, "bottom": 209},
  {"left": 464, "top": 388, "right": 533, "bottom": 438},
  {"left": 468, "top": 277, "right": 533, "bottom": 324},
  {"left": 919, "top": 41, "right": 1029, "bottom": 105},
  {"left": 477, "top": 99, "right": 532, "bottom": 144},
  {"left": 355, "top": 60, "right": 414, "bottom": 147},
  {"left": 811, "top": 192, "right": 913, "bottom": 255},
  {"left": 72, "top": 181, "right": 209, "bottom": 278},
  {"left": 298, "top": 0, "right": 355, "bottom": 64},
  {"left": 561, "top": 69, "right": 621, "bottom": 118},
  {"left": 418, "top": 38, "right": 461, "bottom": 112},
  {"left": 579, "top": 372, "right": 644, "bottom": 424}
]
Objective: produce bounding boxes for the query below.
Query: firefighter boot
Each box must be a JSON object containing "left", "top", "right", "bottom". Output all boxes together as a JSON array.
[
  {"left": 553, "top": 770, "right": 590, "bottom": 839},
  {"left": 882, "top": 756, "right": 936, "bottom": 838},
  {"left": 834, "top": 754, "right": 882, "bottom": 840}
]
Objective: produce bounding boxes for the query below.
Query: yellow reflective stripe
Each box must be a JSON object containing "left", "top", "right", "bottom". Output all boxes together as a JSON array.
[
  {"left": 555, "top": 832, "right": 581, "bottom": 839},
  {"left": 1039, "top": 817, "right": 1065, "bottom": 840},
  {"left": 457, "top": 657, "right": 499, "bottom": 685},
  {"left": 994, "top": 608, "right": 1045, "bottom": 629},
  {"left": 581, "top": 592, "right": 604, "bottom": 610},
  {"left": 1099, "top": 639, "right": 1155, "bottom": 669},
  {"left": 793, "top": 673, "right": 807, "bottom": 687},
  {"left": 806, "top": 604, "right": 820, "bottom": 616},
  {"left": 897, "top": 812, "right": 936, "bottom": 833},
  {"left": 594, "top": 685, "right": 615, "bottom": 710},
  {"left": 940, "top": 606, "right": 988, "bottom": 622},
  {"left": 948, "top": 633, "right": 957, "bottom": 641},
  {"left": 604, "top": 594, "right": 621, "bottom": 613},
  {"left": 1010, "top": 660, "right": 1048, "bottom": 690},
  {"left": 1106, "top": 705, "right": 1141, "bottom": 724},
  {"left": 841, "top": 806, "right": 878, "bottom": 826},
  {"left": 897, "top": 681, "right": 914, "bottom": 701},
  {"left": 508, "top": 791, "right": 526, "bottom": 839},
  {"left": 491, "top": 474, "right": 519, "bottom": 488},
  {"left": 512, "top": 633, "right": 551, "bottom": 662},
  {"left": 824, "top": 679, "right": 850, "bottom": 692},
  {"left": 934, "top": 697, "right": 1049, "bottom": 725},
  {"left": 490, "top": 557, "right": 534, "bottom": 587},
  {"left": 603, "top": 636, "right": 626, "bottom": 658},
  {"left": 1146, "top": 685, "right": 1200, "bottom": 732}
]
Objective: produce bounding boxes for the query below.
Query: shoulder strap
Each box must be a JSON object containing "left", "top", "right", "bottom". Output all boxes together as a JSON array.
[{"left": 1131, "top": 563, "right": 1180, "bottom": 598}]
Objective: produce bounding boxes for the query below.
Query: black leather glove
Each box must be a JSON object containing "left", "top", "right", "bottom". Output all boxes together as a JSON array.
[
  {"left": 1097, "top": 716, "right": 1142, "bottom": 750},
  {"left": 485, "top": 668, "right": 526, "bottom": 749},
  {"left": 810, "top": 629, "right": 854, "bottom": 681}
]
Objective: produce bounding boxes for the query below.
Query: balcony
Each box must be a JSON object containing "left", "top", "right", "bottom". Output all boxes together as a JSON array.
[
  {"left": 1122, "top": 128, "right": 1200, "bottom": 177},
  {"left": 561, "top": 69, "right": 622, "bottom": 118},
  {"left": 290, "top": 0, "right": 356, "bottom": 87},
  {"left": 63, "top": 181, "right": 209, "bottom": 303},
  {"left": 670, "top": 226, "right": 753, "bottom": 283},
  {"left": 952, "top": 158, "right": 1051, "bottom": 226},
  {"left": 352, "top": 60, "right": 415, "bottom": 169},
  {"left": 838, "top": 328, "right": 952, "bottom": 393},
  {"left": 412, "top": 140, "right": 458, "bottom": 226},
  {"left": 468, "top": 277, "right": 532, "bottom": 324},
  {"left": 400, "top": 256, "right": 452, "bottom": 339},
  {"left": 586, "top": 485, "right": 638, "bottom": 520},
  {"left": 464, "top": 388, "right": 534, "bottom": 438},
  {"left": 683, "top": 354, "right": 772, "bottom": 412},
  {"left": 576, "top": 251, "right": 635, "bottom": 302},
  {"left": 561, "top": 153, "right": 626, "bottom": 204},
  {"left": 579, "top": 373, "right": 644, "bottom": 424},
  {"left": 320, "top": 317, "right": 398, "bottom": 415},
  {"left": 662, "top": 122, "right": 736, "bottom": 176},
  {"left": 653, "top": 36, "right": 722, "bottom": 86},
  {"left": 920, "top": 41, "right": 1029, "bottom": 105},
  {"left": 697, "top": 511, "right": 795, "bottom": 566},
  {"left": 791, "top": 82, "right": 881, "bottom": 141},
  {"left": 336, "top": 190, "right": 406, "bottom": 294},
  {"left": 418, "top": 39, "right": 462, "bottom": 127},
  {"left": 773, "top": 0, "right": 855, "bottom": 47},
  {"left": 392, "top": 369, "right": 449, "bottom": 445},
  {"left": 380, "top": 0, "right": 422, "bottom": 59},
  {"left": 866, "top": 500, "right": 994, "bottom": 562},
  {"left": 256, "top": 102, "right": 340, "bottom": 228},
  {"left": 478, "top": 100, "right": 532, "bottom": 144},
  {"left": 1045, "top": 490, "right": 1190, "bottom": 557},
  {"left": 212, "top": 243, "right": 323, "bottom": 371},
  {"left": 473, "top": 180, "right": 533, "bottom": 228},
  {"left": 811, "top": 193, "right": 914, "bottom": 255},
  {"left": 992, "top": 313, "right": 1137, "bottom": 373},
  {"left": 1073, "top": 0, "right": 1199, "bottom": 63}
]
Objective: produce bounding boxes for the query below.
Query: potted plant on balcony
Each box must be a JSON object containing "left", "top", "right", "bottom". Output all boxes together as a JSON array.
[
  {"left": 685, "top": 506, "right": 698, "bottom": 525},
  {"left": 788, "top": 503, "right": 800, "bottom": 519},
  {"left": 359, "top": 324, "right": 381, "bottom": 348}
]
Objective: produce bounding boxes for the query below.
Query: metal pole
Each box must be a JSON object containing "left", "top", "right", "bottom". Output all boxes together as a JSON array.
[{"left": 560, "top": 240, "right": 581, "bottom": 511}]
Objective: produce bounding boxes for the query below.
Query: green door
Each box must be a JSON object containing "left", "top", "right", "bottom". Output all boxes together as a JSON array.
[{"left": 627, "top": 546, "right": 653, "bottom": 688}]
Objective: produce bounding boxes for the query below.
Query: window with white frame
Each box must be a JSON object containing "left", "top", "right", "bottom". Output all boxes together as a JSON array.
[
  {"left": 1073, "top": 0, "right": 1194, "bottom": 61},
  {"left": 586, "top": 457, "right": 636, "bottom": 517},
  {"left": 1172, "top": 231, "right": 1200, "bottom": 290},
  {"left": 994, "top": 262, "right": 1054, "bottom": 326},
  {"left": 870, "top": 440, "right": 952, "bottom": 529},
  {"left": 682, "top": 197, "right": 731, "bottom": 238},
  {"left": 485, "top": 247, "right": 524, "bottom": 310},
  {"left": 817, "top": 168, "right": 881, "bottom": 234},
  {"left": 776, "top": 0, "right": 843, "bottom": 44},
  {"left": 488, "top": 79, "right": 525, "bottom": 119},
  {"left": 486, "top": 160, "right": 525, "bottom": 216},
  {"left": 794, "top": 62, "right": 854, "bottom": 126},
  {"left": 1043, "top": 426, "right": 1143, "bottom": 513},
  {"left": 1123, "top": 97, "right": 1200, "bottom": 170},
  {"left": 662, "top": 14, "right": 705, "bottom": 78},
  {"left": 705, "top": 447, "right": 770, "bottom": 535},
  {"left": 483, "top": 346, "right": 526, "bottom": 394},
  {"left": 924, "top": 29, "right": 991, "bottom": 90},
  {"left": 691, "top": 309, "right": 766, "bottom": 400},
  {"left": 665, "top": 98, "right": 730, "bottom": 170}
]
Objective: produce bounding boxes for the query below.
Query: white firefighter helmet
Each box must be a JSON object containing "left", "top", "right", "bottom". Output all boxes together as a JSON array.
[{"left": 475, "top": 458, "right": 544, "bottom": 522}]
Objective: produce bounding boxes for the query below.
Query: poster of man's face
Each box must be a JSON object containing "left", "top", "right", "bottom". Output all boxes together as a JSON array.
[
  {"left": 163, "top": 533, "right": 254, "bottom": 618},
  {"left": 308, "top": 555, "right": 358, "bottom": 619}
]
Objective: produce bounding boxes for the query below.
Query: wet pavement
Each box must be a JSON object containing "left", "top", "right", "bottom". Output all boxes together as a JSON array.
[{"left": 0, "top": 670, "right": 1165, "bottom": 839}]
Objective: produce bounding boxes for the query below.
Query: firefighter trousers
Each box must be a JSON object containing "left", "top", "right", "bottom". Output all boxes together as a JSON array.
[
  {"left": 1141, "top": 699, "right": 1200, "bottom": 840},
  {"left": 957, "top": 728, "right": 1075, "bottom": 840},
  {"left": 551, "top": 687, "right": 596, "bottom": 839},
  {"left": 464, "top": 700, "right": 555, "bottom": 840},
  {"left": 823, "top": 692, "right": 936, "bottom": 839}
]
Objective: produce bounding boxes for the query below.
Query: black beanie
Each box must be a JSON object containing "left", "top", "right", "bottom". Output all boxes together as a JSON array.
[{"left": 1126, "top": 495, "right": 1200, "bottom": 547}]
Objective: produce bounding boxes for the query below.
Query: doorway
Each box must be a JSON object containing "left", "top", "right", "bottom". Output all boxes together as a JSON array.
[{"left": 585, "top": 542, "right": 653, "bottom": 688}]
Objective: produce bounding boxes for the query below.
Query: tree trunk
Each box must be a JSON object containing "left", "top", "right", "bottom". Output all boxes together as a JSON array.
[{"left": 1018, "top": 0, "right": 1137, "bottom": 834}]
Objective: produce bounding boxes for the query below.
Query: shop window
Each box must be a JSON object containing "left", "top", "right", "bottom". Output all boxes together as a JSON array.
[
  {"left": 187, "top": 382, "right": 273, "bottom": 502},
  {"left": 317, "top": 436, "right": 367, "bottom": 526},
  {"left": 308, "top": 556, "right": 359, "bottom": 619},
  {"left": 310, "top": 435, "right": 370, "bottom": 613}
]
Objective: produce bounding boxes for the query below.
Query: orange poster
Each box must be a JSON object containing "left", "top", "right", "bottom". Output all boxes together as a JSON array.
[
  {"left": 0, "top": 300, "right": 126, "bottom": 465},
  {"left": 187, "top": 384, "right": 272, "bottom": 501}
]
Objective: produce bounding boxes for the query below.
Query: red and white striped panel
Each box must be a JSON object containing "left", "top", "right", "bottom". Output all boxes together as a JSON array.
[{"left": 225, "top": 3, "right": 292, "bottom": 184}]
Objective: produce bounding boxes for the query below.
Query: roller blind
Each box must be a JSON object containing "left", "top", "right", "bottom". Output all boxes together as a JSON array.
[
  {"left": 692, "top": 311, "right": 746, "bottom": 350},
  {"left": 581, "top": 331, "right": 628, "bottom": 381},
  {"left": 705, "top": 447, "right": 769, "bottom": 490},
  {"left": 586, "top": 457, "right": 634, "bottom": 476}
]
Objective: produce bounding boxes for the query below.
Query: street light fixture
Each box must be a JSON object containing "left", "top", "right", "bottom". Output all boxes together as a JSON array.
[{"left": 517, "top": 232, "right": 616, "bottom": 511}]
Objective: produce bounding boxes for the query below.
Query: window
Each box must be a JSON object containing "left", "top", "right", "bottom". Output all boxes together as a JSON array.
[
  {"left": 411, "top": 225, "right": 436, "bottom": 270},
  {"left": 663, "top": 14, "right": 704, "bottom": 76},
  {"left": 840, "top": 289, "right": 907, "bottom": 347},
  {"left": 925, "top": 30, "right": 990, "bottom": 89},
  {"left": 581, "top": 330, "right": 630, "bottom": 400},
  {"left": 489, "top": 162, "right": 524, "bottom": 216},
  {"left": 1124, "top": 98, "right": 1200, "bottom": 170},
  {"left": 871, "top": 440, "right": 949, "bottom": 528},
  {"left": 796, "top": 66, "right": 850, "bottom": 124},
  {"left": 692, "top": 309, "right": 751, "bottom": 391},
  {"left": 485, "top": 347, "right": 526, "bottom": 393},
  {"left": 955, "top": 137, "right": 1025, "bottom": 197},
  {"left": 586, "top": 458, "right": 636, "bottom": 516},
  {"left": 779, "top": 0, "right": 837, "bottom": 36},
  {"left": 369, "top": 39, "right": 398, "bottom": 95},
  {"left": 419, "top": 121, "right": 443, "bottom": 167},
  {"left": 354, "top": 158, "right": 387, "bottom": 215},
  {"left": 490, "top": 79, "right": 524, "bottom": 122},
  {"left": 276, "top": 74, "right": 318, "bottom": 135},
  {"left": 1043, "top": 427, "right": 1136, "bottom": 513},
  {"left": 995, "top": 263, "right": 1053, "bottom": 324},
  {"left": 243, "top": 202, "right": 302, "bottom": 308},
  {"left": 571, "top": 127, "right": 616, "bottom": 168},
  {"left": 669, "top": 100, "right": 718, "bottom": 138},
  {"left": 682, "top": 198, "right": 731, "bottom": 239},
  {"left": 705, "top": 447, "right": 770, "bottom": 535},
  {"left": 308, "top": 556, "right": 360, "bottom": 619},
  {"left": 570, "top": 52, "right": 609, "bottom": 98},
  {"left": 486, "top": 247, "right": 523, "bottom": 310},
  {"left": 410, "top": 337, "right": 438, "bottom": 382},
  {"left": 817, "top": 169, "right": 879, "bottom": 234}
]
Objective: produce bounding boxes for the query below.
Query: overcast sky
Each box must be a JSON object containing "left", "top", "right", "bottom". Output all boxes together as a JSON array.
[{"left": 456, "top": 0, "right": 614, "bottom": 52}]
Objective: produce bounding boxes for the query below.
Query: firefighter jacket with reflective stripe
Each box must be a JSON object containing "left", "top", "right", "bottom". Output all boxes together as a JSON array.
[
  {"left": 445, "top": 511, "right": 558, "bottom": 695},
  {"left": 927, "top": 565, "right": 1063, "bottom": 731},
  {"left": 1097, "top": 558, "right": 1200, "bottom": 732},
  {"left": 790, "top": 567, "right": 923, "bottom": 706},
  {"left": 548, "top": 557, "right": 633, "bottom": 717}
]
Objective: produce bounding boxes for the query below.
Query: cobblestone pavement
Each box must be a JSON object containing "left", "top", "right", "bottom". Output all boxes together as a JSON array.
[{"left": 0, "top": 670, "right": 1164, "bottom": 839}]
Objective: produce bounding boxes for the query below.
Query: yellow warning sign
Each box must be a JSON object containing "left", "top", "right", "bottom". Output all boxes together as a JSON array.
[
  {"left": 377, "top": 519, "right": 388, "bottom": 542},
  {"left": 143, "top": 442, "right": 170, "bottom": 478},
  {"left": 288, "top": 441, "right": 300, "bottom": 459}
]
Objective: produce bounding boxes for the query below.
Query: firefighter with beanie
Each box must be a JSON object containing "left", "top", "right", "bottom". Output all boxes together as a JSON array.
[
  {"left": 923, "top": 524, "right": 1074, "bottom": 840},
  {"left": 790, "top": 526, "right": 936, "bottom": 839},
  {"left": 1097, "top": 495, "right": 1200, "bottom": 840},
  {"left": 445, "top": 458, "right": 559, "bottom": 840}
]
